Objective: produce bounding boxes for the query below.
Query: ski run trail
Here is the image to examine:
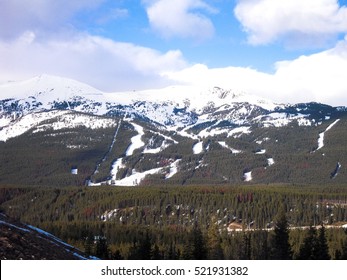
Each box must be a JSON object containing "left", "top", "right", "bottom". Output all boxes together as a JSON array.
[
  {"left": 316, "top": 119, "right": 340, "bottom": 151},
  {"left": 92, "top": 119, "right": 122, "bottom": 176}
]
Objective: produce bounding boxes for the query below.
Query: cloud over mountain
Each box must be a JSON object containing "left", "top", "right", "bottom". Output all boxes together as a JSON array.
[
  {"left": 164, "top": 36, "right": 347, "bottom": 106},
  {"left": 0, "top": 32, "right": 186, "bottom": 91},
  {"left": 234, "top": 0, "right": 347, "bottom": 46}
]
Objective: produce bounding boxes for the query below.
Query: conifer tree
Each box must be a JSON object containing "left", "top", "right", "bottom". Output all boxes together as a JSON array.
[
  {"left": 84, "top": 234, "right": 94, "bottom": 257},
  {"left": 151, "top": 244, "right": 161, "bottom": 260},
  {"left": 239, "top": 233, "right": 251, "bottom": 260},
  {"left": 207, "top": 219, "right": 224, "bottom": 260},
  {"left": 112, "top": 249, "right": 124, "bottom": 260},
  {"left": 167, "top": 242, "right": 179, "bottom": 260},
  {"left": 270, "top": 208, "right": 293, "bottom": 260},
  {"left": 95, "top": 236, "right": 109, "bottom": 259},
  {"left": 139, "top": 231, "right": 152, "bottom": 259},
  {"left": 297, "top": 226, "right": 318, "bottom": 260},
  {"left": 340, "top": 241, "right": 347, "bottom": 260},
  {"left": 192, "top": 223, "right": 208, "bottom": 260},
  {"left": 316, "top": 225, "right": 330, "bottom": 260},
  {"left": 129, "top": 231, "right": 152, "bottom": 260}
]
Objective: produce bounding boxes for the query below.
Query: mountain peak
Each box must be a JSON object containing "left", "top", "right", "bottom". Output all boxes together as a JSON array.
[
  {"left": 209, "top": 86, "right": 245, "bottom": 99},
  {"left": 0, "top": 74, "right": 102, "bottom": 101}
]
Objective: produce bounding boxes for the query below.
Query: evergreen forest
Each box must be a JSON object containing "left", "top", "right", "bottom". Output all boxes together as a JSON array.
[{"left": 1, "top": 184, "right": 347, "bottom": 260}]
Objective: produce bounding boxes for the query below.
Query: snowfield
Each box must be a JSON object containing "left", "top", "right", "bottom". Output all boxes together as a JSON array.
[
  {"left": 0, "top": 111, "right": 68, "bottom": 142},
  {"left": 0, "top": 111, "right": 118, "bottom": 142},
  {"left": 256, "top": 113, "right": 312, "bottom": 127},
  {"left": 33, "top": 113, "right": 117, "bottom": 132}
]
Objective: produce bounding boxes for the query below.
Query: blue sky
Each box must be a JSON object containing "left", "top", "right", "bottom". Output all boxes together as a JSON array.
[{"left": 1, "top": 0, "right": 347, "bottom": 105}]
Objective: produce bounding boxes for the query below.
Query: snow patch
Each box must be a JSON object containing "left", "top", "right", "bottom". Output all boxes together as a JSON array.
[
  {"left": 112, "top": 167, "right": 164, "bottom": 186},
  {"left": 197, "top": 125, "right": 251, "bottom": 138},
  {"left": 143, "top": 139, "right": 171, "bottom": 154},
  {"left": 110, "top": 158, "right": 126, "bottom": 180},
  {"left": 243, "top": 171, "right": 252, "bottom": 182},
  {"left": 257, "top": 113, "right": 311, "bottom": 127},
  {"left": 126, "top": 123, "right": 145, "bottom": 156},
  {"left": 316, "top": 119, "right": 340, "bottom": 151},
  {"left": 267, "top": 158, "right": 275, "bottom": 166},
  {"left": 166, "top": 159, "right": 182, "bottom": 179},
  {"left": 255, "top": 149, "right": 266, "bottom": 155},
  {"left": 193, "top": 141, "right": 204, "bottom": 154},
  {"left": 218, "top": 141, "right": 242, "bottom": 154}
]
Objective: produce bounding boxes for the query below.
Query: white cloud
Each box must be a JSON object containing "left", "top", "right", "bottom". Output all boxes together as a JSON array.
[
  {"left": 3, "top": 32, "right": 347, "bottom": 106},
  {"left": 234, "top": 0, "right": 347, "bottom": 46},
  {"left": 143, "top": 0, "right": 216, "bottom": 41},
  {"left": 0, "top": 32, "right": 187, "bottom": 91},
  {"left": 0, "top": 0, "right": 105, "bottom": 39},
  {"left": 164, "top": 36, "right": 347, "bottom": 106}
]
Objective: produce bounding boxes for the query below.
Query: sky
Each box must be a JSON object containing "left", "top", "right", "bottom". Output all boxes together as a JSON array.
[{"left": 1, "top": 0, "right": 347, "bottom": 106}]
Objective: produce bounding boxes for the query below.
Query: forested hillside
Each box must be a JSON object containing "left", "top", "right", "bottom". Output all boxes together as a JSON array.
[
  {"left": 1, "top": 185, "right": 347, "bottom": 260},
  {"left": 0, "top": 113, "right": 346, "bottom": 187}
]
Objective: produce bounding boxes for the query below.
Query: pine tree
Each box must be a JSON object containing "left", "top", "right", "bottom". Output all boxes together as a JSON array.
[
  {"left": 239, "top": 233, "right": 251, "bottom": 260},
  {"left": 192, "top": 224, "right": 208, "bottom": 260},
  {"left": 182, "top": 237, "right": 194, "bottom": 260},
  {"left": 340, "top": 241, "right": 347, "bottom": 260},
  {"left": 167, "top": 242, "right": 178, "bottom": 260},
  {"left": 95, "top": 236, "right": 109, "bottom": 259},
  {"left": 297, "top": 226, "right": 318, "bottom": 260},
  {"left": 151, "top": 244, "right": 161, "bottom": 260},
  {"left": 207, "top": 219, "right": 224, "bottom": 260},
  {"left": 270, "top": 208, "right": 293, "bottom": 260},
  {"left": 138, "top": 231, "right": 152, "bottom": 259},
  {"left": 112, "top": 249, "right": 124, "bottom": 260},
  {"left": 84, "top": 234, "right": 94, "bottom": 257},
  {"left": 316, "top": 225, "right": 330, "bottom": 260},
  {"left": 129, "top": 231, "right": 152, "bottom": 260}
]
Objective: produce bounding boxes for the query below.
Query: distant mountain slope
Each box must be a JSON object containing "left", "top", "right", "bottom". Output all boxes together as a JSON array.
[
  {"left": 0, "top": 213, "right": 93, "bottom": 260},
  {"left": 1, "top": 75, "right": 347, "bottom": 186}
]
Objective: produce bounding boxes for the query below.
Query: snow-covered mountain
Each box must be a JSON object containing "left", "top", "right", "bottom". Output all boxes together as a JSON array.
[
  {"left": 1, "top": 74, "right": 343, "bottom": 141},
  {"left": 1, "top": 74, "right": 346, "bottom": 187}
]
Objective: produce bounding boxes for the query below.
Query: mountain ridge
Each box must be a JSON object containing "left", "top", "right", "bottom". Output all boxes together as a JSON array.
[{"left": 1, "top": 74, "right": 347, "bottom": 187}]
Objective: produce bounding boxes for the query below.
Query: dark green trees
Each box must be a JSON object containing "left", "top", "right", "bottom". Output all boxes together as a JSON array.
[
  {"left": 316, "top": 225, "right": 330, "bottom": 260},
  {"left": 270, "top": 208, "right": 293, "bottom": 260},
  {"left": 297, "top": 225, "right": 330, "bottom": 260},
  {"left": 182, "top": 223, "right": 207, "bottom": 260},
  {"left": 298, "top": 226, "right": 318, "bottom": 259},
  {"left": 95, "top": 236, "right": 109, "bottom": 259},
  {"left": 207, "top": 220, "right": 224, "bottom": 260}
]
